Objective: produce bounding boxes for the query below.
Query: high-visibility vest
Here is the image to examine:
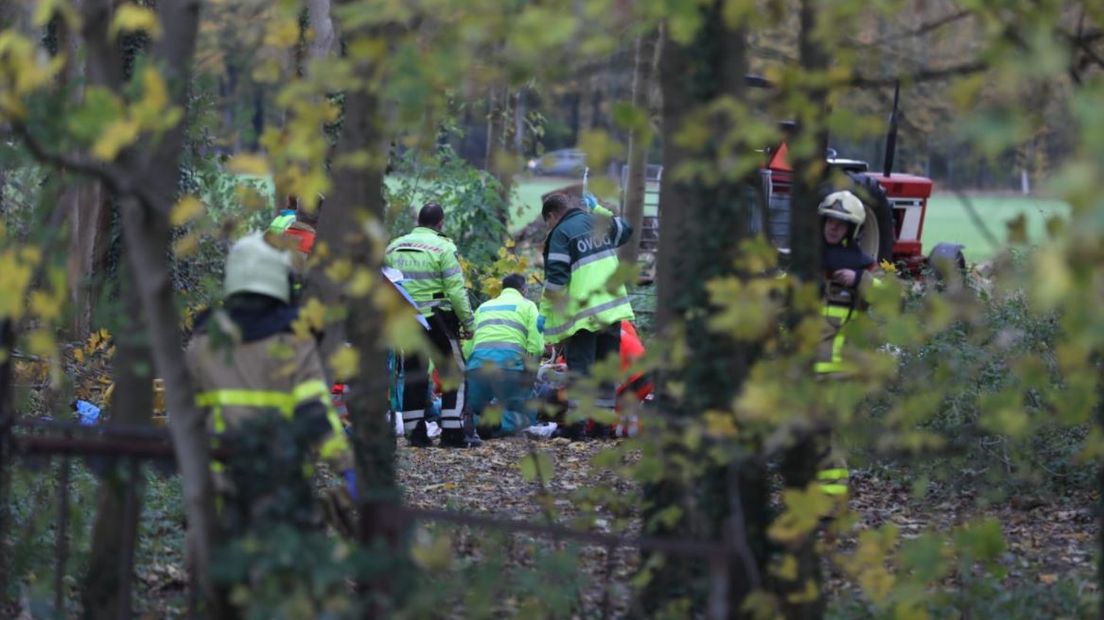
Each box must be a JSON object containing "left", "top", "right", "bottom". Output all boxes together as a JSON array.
[
  {"left": 465, "top": 287, "right": 543, "bottom": 369},
  {"left": 540, "top": 209, "right": 634, "bottom": 344},
  {"left": 384, "top": 227, "right": 473, "bottom": 328}
]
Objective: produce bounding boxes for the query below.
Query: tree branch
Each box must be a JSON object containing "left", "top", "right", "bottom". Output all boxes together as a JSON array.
[
  {"left": 10, "top": 122, "right": 132, "bottom": 196},
  {"left": 846, "top": 59, "right": 989, "bottom": 88},
  {"left": 852, "top": 9, "right": 974, "bottom": 49}
]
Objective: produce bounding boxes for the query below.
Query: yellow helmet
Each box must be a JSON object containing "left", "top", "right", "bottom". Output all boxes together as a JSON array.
[
  {"left": 817, "top": 190, "right": 866, "bottom": 240},
  {"left": 223, "top": 232, "right": 292, "bottom": 303}
]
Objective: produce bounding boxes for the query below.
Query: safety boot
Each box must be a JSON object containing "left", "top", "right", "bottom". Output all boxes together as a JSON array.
[
  {"left": 406, "top": 420, "right": 433, "bottom": 448},
  {"left": 439, "top": 427, "right": 482, "bottom": 448}
]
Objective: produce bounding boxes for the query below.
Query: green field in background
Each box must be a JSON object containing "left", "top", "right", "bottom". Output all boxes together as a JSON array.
[
  {"left": 921, "top": 194, "right": 1068, "bottom": 262},
  {"left": 237, "top": 171, "right": 1069, "bottom": 263}
]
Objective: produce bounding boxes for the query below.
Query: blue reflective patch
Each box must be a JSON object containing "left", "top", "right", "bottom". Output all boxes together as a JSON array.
[{"left": 480, "top": 305, "right": 517, "bottom": 312}]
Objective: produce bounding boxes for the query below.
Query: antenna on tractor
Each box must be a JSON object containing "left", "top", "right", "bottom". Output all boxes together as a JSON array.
[{"left": 882, "top": 80, "right": 900, "bottom": 177}]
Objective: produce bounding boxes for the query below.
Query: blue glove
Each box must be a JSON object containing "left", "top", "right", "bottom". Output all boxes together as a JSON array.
[
  {"left": 343, "top": 469, "right": 359, "bottom": 501},
  {"left": 536, "top": 315, "right": 546, "bottom": 333},
  {"left": 582, "top": 192, "right": 599, "bottom": 211},
  {"left": 75, "top": 400, "right": 101, "bottom": 426}
]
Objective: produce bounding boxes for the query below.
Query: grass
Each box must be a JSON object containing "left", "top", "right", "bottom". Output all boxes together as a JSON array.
[
  {"left": 922, "top": 193, "right": 1069, "bottom": 262},
  {"left": 234, "top": 171, "right": 1068, "bottom": 263}
]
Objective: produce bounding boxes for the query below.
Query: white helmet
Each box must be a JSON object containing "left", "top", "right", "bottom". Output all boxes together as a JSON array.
[
  {"left": 817, "top": 190, "right": 866, "bottom": 240},
  {"left": 223, "top": 232, "right": 292, "bottom": 303}
]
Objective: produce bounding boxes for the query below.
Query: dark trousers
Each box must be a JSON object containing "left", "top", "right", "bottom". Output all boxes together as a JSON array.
[
  {"left": 563, "top": 323, "right": 621, "bottom": 408},
  {"left": 401, "top": 312, "right": 466, "bottom": 432}
]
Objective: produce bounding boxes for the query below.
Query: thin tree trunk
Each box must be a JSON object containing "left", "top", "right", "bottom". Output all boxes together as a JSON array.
[
  {"left": 778, "top": 0, "right": 830, "bottom": 617},
  {"left": 484, "top": 83, "right": 512, "bottom": 223},
  {"left": 66, "top": 184, "right": 110, "bottom": 337},
  {"left": 81, "top": 259, "right": 152, "bottom": 620},
  {"left": 0, "top": 319, "right": 14, "bottom": 611},
  {"left": 305, "top": 0, "right": 336, "bottom": 59},
  {"left": 617, "top": 28, "right": 660, "bottom": 267},
  {"left": 308, "top": 11, "right": 407, "bottom": 610}
]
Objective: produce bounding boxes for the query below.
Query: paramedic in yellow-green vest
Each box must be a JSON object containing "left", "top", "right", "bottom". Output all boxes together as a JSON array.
[
  {"left": 384, "top": 202, "right": 477, "bottom": 448},
  {"left": 463, "top": 274, "right": 544, "bottom": 438},
  {"left": 815, "top": 190, "right": 884, "bottom": 498},
  {"left": 540, "top": 193, "right": 634, "bottom": 431},
  {"left": 184, "top": 233, "right": 352, "bottom": 523}
]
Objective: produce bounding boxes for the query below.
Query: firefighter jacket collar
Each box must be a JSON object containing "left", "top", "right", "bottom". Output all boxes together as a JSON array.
[{"left": 193, "top": 300, "right": 300, "bottom": 344}]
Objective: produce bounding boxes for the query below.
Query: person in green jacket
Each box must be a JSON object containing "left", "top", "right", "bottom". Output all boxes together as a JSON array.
[
  {"left": 540, "top": 192, "right": 635, "bottom": 436},
  {"left": 384, "top": 203, "right": 477, "bottom": 448},
  {"left": 463, "top": 273, "right": 544, "bottom": 438}
]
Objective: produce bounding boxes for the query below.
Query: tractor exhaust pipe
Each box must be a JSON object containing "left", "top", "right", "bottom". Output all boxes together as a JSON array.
[{"left": 882, "top": 81, "right": 900, "bottom": 177}]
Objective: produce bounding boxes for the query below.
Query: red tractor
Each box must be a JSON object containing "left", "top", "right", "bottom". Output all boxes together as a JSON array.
[{"left": 627, "top": 82, "right": 966, "bottom": 277}]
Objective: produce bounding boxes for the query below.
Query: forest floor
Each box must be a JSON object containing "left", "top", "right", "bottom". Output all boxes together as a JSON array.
[{"left": 8, "top": 432, "right": 1097, "bottom": 618}]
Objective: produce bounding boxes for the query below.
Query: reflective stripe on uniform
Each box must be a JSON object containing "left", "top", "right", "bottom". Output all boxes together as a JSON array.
[
  {"left": 476, "top": 318, "right": 526, "bottom": 333},
  {"left": 195, "top": 390, "right": 295, "bottom": 415},
  {"left": 473, "top": 341, "right": 524, "bottom": 354},
  {"left": 547, "top": 252, "right": 571, "bottom": 264},
  {"left": 545, "top": 295, "right": 633, "bottom": 337},
  {"left": 817, "top": 468, "right": 850, "bottom": 496},
  {"left": 545, "top": 281, "right": 566, "bottom": 292},
  {"left": 292, "top": 379, "right": 330, "bottom": 403},
  {"left": 822, "top": 304, "right": 853, "bottom": 319},
  {"left": 572, "top": 249, "right": 616, "bottom": 272},
  {"left": 401, "top": 266, "right": 462, "bottom": 280},
  {"left": 817, "top": 468, "right": 849, "bottom": 482}
]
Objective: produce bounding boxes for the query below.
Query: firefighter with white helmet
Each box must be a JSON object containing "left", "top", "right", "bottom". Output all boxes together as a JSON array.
[
  {"left": 815, "top": 190, "right": 882, "bottom": 497},
  {"left": 185, "top": 232, "right": 352, "bottom": 532}
]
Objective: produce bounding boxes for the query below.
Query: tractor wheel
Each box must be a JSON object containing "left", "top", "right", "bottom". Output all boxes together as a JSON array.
[{"left": 822, "top": 173, "right": 896, "bottom": 264}]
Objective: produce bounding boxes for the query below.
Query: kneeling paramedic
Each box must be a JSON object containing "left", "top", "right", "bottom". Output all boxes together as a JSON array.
[
  {"left": 814, "top": 190, "right": 883, "bottom": 499},
  {"left": 185, "top": 232, "right": 352, "bottom": 531},
  {"left": 464, "top": 273, "right": 544, "bottom": 438},
  {"left": 384, "top": 202, "right": 476, "bottom": 448}
]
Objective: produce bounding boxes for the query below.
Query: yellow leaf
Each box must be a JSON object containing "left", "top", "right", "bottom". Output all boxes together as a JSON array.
[
  {"left": 171, "top": 196, "right": 204, "bottom": 227},
  {"left": 33, "top": 0, "right": 80, "bottom": 29},
  {"left": 410, "top": 530, "right": 453, "bottom": 571},
  {"left": 27, "top": 329, "right": 55, "bottom": 357},
  {"left": 328, "top": 346, "right": 360, "bottom": 381},
  {"left": 346, "top": 268, "right": 375, "bottom": 298},
  {"left": 131, "top": 68, "right": 181, "bottom": 131},
  {"left": 91, "top": 118, "right": 140, "bottom": 160},
  {"left": 29, "top": 291, "right": 61, "bottom": 321},
  {"left": 228, "top": 154, "right": 271, "bottom": 176},
  {"left": 263, "top": 18, "right": 300, "bottom": 48},
  {"left": 1038, "top": 573, "right": 1058, "bottom": 585},
  {"left": 109, "top": 5, "right": 162, "bottom": 40},
  {"left": 173, "top": 232, "right": 200, "bottom": 257},
  {"left": 73, "top": 348, "right": 84, "bottom": 364}
]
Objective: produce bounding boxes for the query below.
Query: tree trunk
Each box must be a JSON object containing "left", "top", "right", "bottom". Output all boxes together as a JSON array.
[
  {"left": 81, "top": 259, "right": 152, "bottom": 620},
  {"left": 645, "top": 3, "right": 764, "bottom": 616},
  {"left": 777, "top": 0, "right": 830, "bottom": 617},
  {"left": 513, "top": 89, "right": 525, "bottom": 155},
  {"left": 305, "top": 0, "right": 336, "bottom": 60},
  {"left": 617, "top": 28, "right": 660, "bottom": 267},
  {"left": 65, "top": 183, "right": 110, "bottom": 337},
  {"left": 484, "top": 83, "right": 513, "bottom": 224},
  {"left": 308, "top": 10, "right": 406, "bottom": 610},
  {"left": 0, "top": 319, "right": 14, "bottom": 611}
]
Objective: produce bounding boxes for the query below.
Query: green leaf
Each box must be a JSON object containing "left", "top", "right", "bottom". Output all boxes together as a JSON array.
[{"left": 518, "top": 451, "right": 554, "bottom": 484}]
